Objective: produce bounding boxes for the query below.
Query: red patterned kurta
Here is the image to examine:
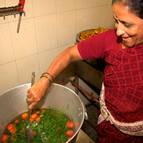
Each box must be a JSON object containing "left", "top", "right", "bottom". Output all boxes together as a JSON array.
[{"left": 77, "top": 29, "right": 143, "bottom": 142}]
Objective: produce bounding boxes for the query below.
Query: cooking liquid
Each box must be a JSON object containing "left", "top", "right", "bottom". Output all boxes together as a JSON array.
[{"left": 0, "top": 108, "right": 75, "bottom": 143}]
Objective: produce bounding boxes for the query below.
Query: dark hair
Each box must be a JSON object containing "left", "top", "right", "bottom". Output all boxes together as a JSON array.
[{"left": 112, "top": 0, "right": 143, "bottom": 19}]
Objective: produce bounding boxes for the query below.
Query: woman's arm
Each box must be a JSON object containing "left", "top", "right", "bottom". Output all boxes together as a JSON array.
[{"left": 27, "top": 45, "right": 82, "bottom": 109}]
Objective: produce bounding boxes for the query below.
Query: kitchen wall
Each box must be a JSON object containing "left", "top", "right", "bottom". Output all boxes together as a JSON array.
[{"left": 0, "top": 0, "right": 113, "bottom": 94}]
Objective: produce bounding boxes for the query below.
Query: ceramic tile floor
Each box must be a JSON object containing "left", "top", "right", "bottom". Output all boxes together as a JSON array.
[{"left": 76, "top": 130, "right": 95, "bottom": 143}]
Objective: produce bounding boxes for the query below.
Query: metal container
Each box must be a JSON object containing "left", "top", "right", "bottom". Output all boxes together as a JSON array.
[{"left": 0, "top": 83, "right": 85, "bottom": 143}]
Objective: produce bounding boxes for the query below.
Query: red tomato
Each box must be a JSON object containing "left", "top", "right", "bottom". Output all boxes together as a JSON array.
[
  {"left": 29, "top": 117, "right": 34, "bottom": 123},
  {"left": 7, "top": 123, "right": 16, "bottom": 134},
  {"left": 31, "top": 113, "right": 38, "bottom": 120},
  {"left": 66, "top": 121, "right": 75, "bottom": 129},
  {"left": 21, "top": 112, "right": 28, "bottom": 120},
  {"left": 15, "top": 119, "right": 19, "bottom": 124},
  {"left": 35, "top": 117, "right": 40, "bottom": 122},
  {"left": 7, "top": 123, "right": 14, "bottom": 131},
  {"left": 65, "top": 130, "right": 74, "bottom": 138},
  {"left": 9, "top": 127, "right": 16, "bottom": 134},
  {"left": 1, "top": 134, "right": 9, "bottom": 142}
]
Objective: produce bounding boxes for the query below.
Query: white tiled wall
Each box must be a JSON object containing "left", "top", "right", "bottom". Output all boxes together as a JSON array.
[
  {"left": 35, "top": 15, "right": 58, "bottom": 52},
  {"left": 0, "top": 0, "right": 113, "bottom": 94}
]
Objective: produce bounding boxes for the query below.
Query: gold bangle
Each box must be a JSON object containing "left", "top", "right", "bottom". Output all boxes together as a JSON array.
[{"left": 40, "top": 72, "right": 54, "bottom": 82}]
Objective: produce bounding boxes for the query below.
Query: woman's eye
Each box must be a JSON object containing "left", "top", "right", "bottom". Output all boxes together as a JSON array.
[
  {"left": 114, "top": 18, "right": 119, "bottom": 23},
  {"left": 121, "top": 21, "right": 133, "bottom": 28},
  {"left": 113, "top": 17, "right": 133, "bottom": 28},
  {"left": 124, "top": 23, "right": 133, "bottom": 28}
]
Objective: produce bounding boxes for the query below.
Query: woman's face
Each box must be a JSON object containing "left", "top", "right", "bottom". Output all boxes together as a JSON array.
[{"left": 112, "top": 2, "right": 143, "bottom": 48}]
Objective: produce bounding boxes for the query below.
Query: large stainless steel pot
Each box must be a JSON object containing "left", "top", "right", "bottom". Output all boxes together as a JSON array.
[{"left": 0, "top": 83, "right": 85, "bottom": 143}]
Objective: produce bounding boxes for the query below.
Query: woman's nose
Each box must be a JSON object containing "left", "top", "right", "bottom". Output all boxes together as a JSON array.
[
  {"left": 116, "top": 28, "right": 125, "bottom": 36},
  {"left": 115, "top": 23, "right": 125, "bottom": 36}
]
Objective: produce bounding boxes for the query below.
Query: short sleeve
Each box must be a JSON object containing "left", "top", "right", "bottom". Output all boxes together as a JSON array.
[{"left": 77, "top": 29, "right": 116, "bottom": 60}]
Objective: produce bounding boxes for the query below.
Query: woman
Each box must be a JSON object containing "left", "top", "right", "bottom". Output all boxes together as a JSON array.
[{"left": 27, "top": 0, "right": 143, "bottom": 142}]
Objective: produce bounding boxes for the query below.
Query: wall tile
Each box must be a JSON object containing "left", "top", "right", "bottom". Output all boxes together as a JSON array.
[
  {"left": 6, "top": 0, "right": 17, "bottom": 7},
  {"left": 9, "top": 19, "right": 37, "bottom": 60},
  {"left": 35, "top": 14, "right": 58, "bottom": 52},
  {"left": 56, "top": 0, "right": 75, "bottom": 13},
  {"left": 95, "top": 5, "right": 114, "bottom": 27},
  {"left": 95, "top": 0, "right": 112, "bottom": 6},
  {"left": 0, "top": 0, "right": 5, "bottom": 7},
  {"left": 76, "top": 0, "right": 111, "bottom": 9},
  {"left": 0, "top": 62, "right": 18, "bottom": 95},
  {"left": 38, "top": 48, "right": 63, "bottom": 73},
  {"left": 33, "top": 0, "right": 56, "bottom": 17},
  {"left": 76, "top": 8, "right": 99, "bottom": 32},
  {"left": 76, "top": 6, "right": 113, "bottom": 33},
  {"left": 57, "top": 11, "right": 76, "bottom": 47},
  {"left": 0, "top": 23, "right": 15, "bottom": 64},
  {"left": 0, "top": 14, "right": 18, "bottom": 24},
  {"left": 0, "top": 17, "right": 7, "bottom": 24},
  {"left": 23, "top": 0, "right": 34, "bottom": 18},
  {"left": 16, "top": 54, "right": 40, "bottom": 84}
]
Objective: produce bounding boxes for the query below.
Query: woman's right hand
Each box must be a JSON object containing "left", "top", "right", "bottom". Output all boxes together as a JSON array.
[
  {"left": 26, "top": 45, "right": 81, "bottom": 109},
  {"left": 27, "top": 77, "right": 51, "bottom": 109}
]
